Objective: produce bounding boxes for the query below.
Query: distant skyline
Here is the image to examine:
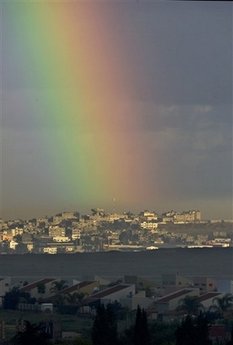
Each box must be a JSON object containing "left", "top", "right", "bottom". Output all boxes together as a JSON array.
[
  {"left": 1, "top": 207, "right": 231, "bottom": 223},
  {"left": 1, "top": 1, "right": 232, "bottom": 220}
]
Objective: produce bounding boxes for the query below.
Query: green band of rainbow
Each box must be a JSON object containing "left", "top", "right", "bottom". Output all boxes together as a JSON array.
[{"left": 5, "top": 3, "right": 150, "bottom": 209}]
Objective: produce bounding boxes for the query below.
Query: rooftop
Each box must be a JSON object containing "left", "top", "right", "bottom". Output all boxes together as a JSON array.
[
  {"left": 61, "top": 281, "right": 95, "bottom": 294},
  {"left": 20, "top": 278, "right": 55, "bottom": 292},
  {"left": 156, "top": 289, "right": 193, "bottom": 303},
  {"left": 197, "top": 292, "right": 221, "bottom": 302},
  {"left": 83, "top": 284, "right": 132, "bottom": 304}
]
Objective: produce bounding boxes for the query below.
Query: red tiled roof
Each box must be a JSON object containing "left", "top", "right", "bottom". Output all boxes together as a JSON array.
[
  {"left": 20, "top": 278, "right": 55, "bottom": 292},
  {"left": 62, "top": 281, "right": 95, "bottom": 294},
  {"left": 91, "top": 284, "right": 131, "bottom": 299},
  {"left": 197, "top": 292, "right": 221, "bottom": 302},
  {"left": 83, "top": 284, "right": 132, "bottom": 304},
  {"left": 156, "top": 289, "right": 192, "bottom": 303}
]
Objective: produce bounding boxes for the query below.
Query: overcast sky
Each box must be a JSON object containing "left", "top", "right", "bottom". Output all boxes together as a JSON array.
[{"left": 1, "top": 1, "right": 232, "bottom": 220}]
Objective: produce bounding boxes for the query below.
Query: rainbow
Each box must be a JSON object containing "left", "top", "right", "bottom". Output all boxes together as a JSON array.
[{"left": 6, "top": 2, "right": 149, "bottom": 210}]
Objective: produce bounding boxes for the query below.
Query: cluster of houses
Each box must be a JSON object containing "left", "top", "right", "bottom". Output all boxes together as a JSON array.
[
  {"left": 1, "top": 273, "right": 233, "bottom": 313},
  {"left": 0, "top": 273, "right": 232, "bottom": 343}
]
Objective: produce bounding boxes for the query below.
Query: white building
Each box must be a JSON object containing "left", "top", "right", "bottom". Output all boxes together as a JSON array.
[
  {"left": 20, "top": 278, "right": 57, "bottom": 299},
  {"left": 216, "top": 280, "right": 233, "bottom": 294},
  {"left": 43, "top": 247, "right": 57, "bottom": 254},
  {"left": 140, "top": 222, "right": 158, "bottom": 230},
  {"left": 83, "top": 284, "right": 136, "bottom": 307},
  {"left": 197, "top": 292, "right": 223, "bottom": 309},
  {"left": 154, "top": 288, "right": 199, "bottom": 313}
]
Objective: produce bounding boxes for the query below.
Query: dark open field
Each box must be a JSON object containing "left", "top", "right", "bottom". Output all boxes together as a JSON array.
[{"left": 1, "top": 248, "right": 232, "bottom": 280}]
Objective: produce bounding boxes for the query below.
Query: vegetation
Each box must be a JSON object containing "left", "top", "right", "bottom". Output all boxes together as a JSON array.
[
  {"left": 175, "top": 314, "right": 211, "bottom": 345},
  {"left": 3, "top": 294, "right": 233, "bottom": 345},
  {"left": 10, "top": 321, "right": 50, "bottom": 345},
  {"left": 212, "top": 293, "right": 233, "bottom": 314},
  {"left": 37, "top": 282, "right": 46, "bottom": 294},
  {"left": 176, "top": 295, "right": 204, "bottom": 315},
  {"left": 133, "top": 306, "right": 150, "bottom": 345},
  {"left": 8, "top": 308, "right": 233, "bottom": 345},
  {"left": 3, "top": 287, "right": 36, "bottom": 310},
  {"left": 91, "top": 304, "right": 118, "bottom": 345},
  {"left": 50, "top": 280, "right": 68, "bottom": 294},
  {"left": 65, "top": 292, "right": 86, "bottom": 306}
]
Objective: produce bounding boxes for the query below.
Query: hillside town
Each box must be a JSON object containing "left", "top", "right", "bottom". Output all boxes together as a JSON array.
[{"left": 0, "top": 209, "right": 232, "bottom": 254}]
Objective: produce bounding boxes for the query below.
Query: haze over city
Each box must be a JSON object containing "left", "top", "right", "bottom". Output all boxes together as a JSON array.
[{"left": 1, "top": 1, "right": 232, "bottom": 220}]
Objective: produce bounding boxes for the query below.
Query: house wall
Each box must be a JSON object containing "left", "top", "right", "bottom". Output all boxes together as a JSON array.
[
  {"left": 216, "top": 280, "right": 233, "bottom": 294},
  {"left": 191, "top": 277, "right": 216, "bottom": 293},
  {"left": 100, "top": 285, "right": 135, "bottom": 304},
  {"left": 201, "top": 294, "right": 223, "bottom": 309},
  {"left": 120, "top": 292, "right": 153, "bottom": 311},
  {"left": 0, "top": 278, "right": 11, "bottom": 306},
  {"left": 22, "top": 280, "right": 56, "bottom": 299},
  {"left": 168, "top": 289, "right": 199, "bottom": 310},
  {"left": 155, "top": 289, "right": 199, "bottom": 312},
  {"left": 67, "top": 281, "right": 100, "bottom": 296}
]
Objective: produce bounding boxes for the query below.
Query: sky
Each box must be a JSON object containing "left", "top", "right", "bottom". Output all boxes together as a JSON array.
[{"left": 1, "top": 1, "right": 232, "bottom": 220}]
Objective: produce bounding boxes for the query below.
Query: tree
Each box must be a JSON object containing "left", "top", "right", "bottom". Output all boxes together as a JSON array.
[
  {"left": 50, "top": 280, "right": 68, "bottom": 294},
  {"left": 11, "top": 321, "right": 50, "bottom": 345},
  {"left": 177, "top": 296, "right": 204, "bottom": 316},
  {"left": 52, "top": 293, "right": 67, "bottom": 312},
  {"left": 195, "top": 313, "right": 212, "bottom": 345},
  {"left": 72, "top": 339, "right": 91, "bottom": 345},
  {"left": 226, "top": 326, "right": 233, "bottom": 345},
  {"left": 55, "top": 292, "right": 85, "bottom": 315},
  {"left": 175, "top": 316, "right": 196, "bottom": 345},
  {"left": 175, "top": 314, "right": 211, "bottom": 345},
  {"left": 54, "top": 338, "right": 91, "bottom": 345},
  {"left": 65, "top": 292, "right": 85, "bottom": 305},
  {"left": 133, "top": 306, "right": 150, "bottom": 345},
  {"left": 149, "top": 321, "right": 177, "bottom": 345},
  {"left": 212, "top": 293, "right": 233, "bottom": 315},
  {"left": 37, "top": 282, "right": 46, "bottom": 294},
  {"left": 3, "top": 287, "right": 35, "bottom": 310},
  {"left": 92, "top": 304, "right": 118, "bottom": 345},
  {"left": 205, "top": 308, "right": 221, "bottom": 322}
]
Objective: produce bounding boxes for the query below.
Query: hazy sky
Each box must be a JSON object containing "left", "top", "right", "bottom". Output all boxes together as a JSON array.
[{"left": 1, "top": 1, "right": 232, "bottom": 220}]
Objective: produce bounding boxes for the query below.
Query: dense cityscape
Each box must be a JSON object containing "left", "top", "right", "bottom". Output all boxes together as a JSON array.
[{"left": 0, "top": 209, "right": 232, "bottom": 255}]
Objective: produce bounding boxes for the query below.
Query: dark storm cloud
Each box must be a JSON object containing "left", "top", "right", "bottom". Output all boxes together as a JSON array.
[
  {"left": 3, "top": 2, "right": 232, "bottom": 106},
  {"left": 113, "top": 2, "right": 232, "bottom": 105},
  {"left": 144, "top": 107, "right": 232, "bottom": 201}
]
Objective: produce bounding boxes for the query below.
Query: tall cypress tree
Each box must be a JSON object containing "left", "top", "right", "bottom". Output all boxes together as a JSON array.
[
  {"left": 196, "top": 313, "right": 212, "bottom": 345},
  {"left": 226, "top": 326, "right": 233, "bottom": 345},
  {"left": 92, "top": 304, "right": 118, "bottom": 345},
  {"left": 133, "top": 306, "right": 150, "bottom": 345},
  {"left": 175, "top": 314, "right": 211, "bottom": 345},
  {"left": 175, "top": 316, "right": 195, "bottom": 345}
]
